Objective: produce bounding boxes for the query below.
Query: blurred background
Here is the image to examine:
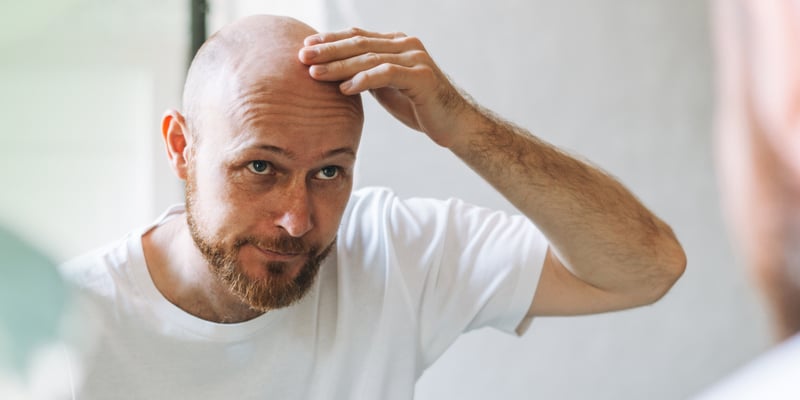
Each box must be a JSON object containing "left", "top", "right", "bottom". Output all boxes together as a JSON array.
[{"left": 0, "top": 0, "right": 771, "bottom": 399}]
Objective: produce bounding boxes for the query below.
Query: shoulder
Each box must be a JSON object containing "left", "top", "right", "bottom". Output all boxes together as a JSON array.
[
  {"left": 340, "top": 187, "right": 398, "bottom": 237},
  {"left": 340, "top": 186, "right": 536, "bottom": 264},
  {"left": 58, "top": 204, "right": 183, "bottom": 296},
  {"left": 341, "top": 187, "right": 449, "bottom": 242},
  {"left": 345, "top": 186, "right": 396, "bottom": 215},
  {"left": 342, "top": 186, "right": 529, "bottom": 239},
  {"left": 344, "top": 186, "right": 471, "bottom": 224},
  {"left": 58, "top": 235, "right": 132, "bottom": 298}
]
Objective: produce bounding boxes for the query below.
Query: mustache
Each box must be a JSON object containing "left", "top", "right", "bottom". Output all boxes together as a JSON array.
[{"left": 233, "top": 235, "right": 314, "bottom": 255}]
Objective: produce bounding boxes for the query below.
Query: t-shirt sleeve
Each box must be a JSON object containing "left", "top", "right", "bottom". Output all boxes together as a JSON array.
[{"left": 353, "top": 188, "right": 548, "bottom": 363}]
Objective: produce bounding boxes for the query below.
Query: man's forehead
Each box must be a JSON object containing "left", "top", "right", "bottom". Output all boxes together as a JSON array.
[
  {"left": 197, "top": 79, "right": 363, "bottom": 158},
  {"left": 226, "top": 75, "right": 360, "bottom": 120},
  {"left": 223, "top": 134, "right": 359, "bottom": 160}
]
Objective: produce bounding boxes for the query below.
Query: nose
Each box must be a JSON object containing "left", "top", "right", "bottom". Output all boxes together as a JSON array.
[{"left": 274, "top": 178, "right": 314, "bottom": 238}]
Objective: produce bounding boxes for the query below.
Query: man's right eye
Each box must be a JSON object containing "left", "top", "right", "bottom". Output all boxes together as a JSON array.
[{"left": 247, "top": 160, "right": 273, "bottom": 175}]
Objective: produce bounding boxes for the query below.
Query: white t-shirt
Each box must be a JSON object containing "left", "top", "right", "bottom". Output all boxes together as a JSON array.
[{"left": 60, "top": 187, "right": 548, "bottom": 400}]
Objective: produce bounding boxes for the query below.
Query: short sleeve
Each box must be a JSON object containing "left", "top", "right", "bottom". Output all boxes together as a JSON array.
[{"left": 341, "top": 187, "right": 548, "bottom": 365}]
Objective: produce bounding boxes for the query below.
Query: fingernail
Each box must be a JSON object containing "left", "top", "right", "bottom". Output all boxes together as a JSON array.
[
  {"left": 340, "top": 81, "right": 353, "bottom": 93},
  {"left": 301, "top": 47, "right": 318, "bottom": 61},
  {"left": 304, "top": 35, "right": 322, "bottom": 45},
  {"left": 311, "top": 65, "right": 327, "bottom": 76}
]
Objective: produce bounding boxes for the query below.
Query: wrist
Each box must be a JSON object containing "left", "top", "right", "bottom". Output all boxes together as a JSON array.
[{"left": 445, "top": 102, "right": 495, "bottom": 154}]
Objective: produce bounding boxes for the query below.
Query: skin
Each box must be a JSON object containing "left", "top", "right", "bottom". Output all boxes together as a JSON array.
[
  {"left": 146, "top": 15, "right": 686, "bottom": 325},
  {"left": 298, "top": 26, "right": 686, "bottom": 317},
  {"left": 143, "top": 16, "right": 363, "bottom": 323},
  {"left": 714, "top": 0, "right": 800, "bottom": 341}
]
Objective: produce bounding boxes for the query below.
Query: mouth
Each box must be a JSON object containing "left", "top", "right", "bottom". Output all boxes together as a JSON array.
[{"left": 251, "top": 244, "right": 304, "bottom": 262}]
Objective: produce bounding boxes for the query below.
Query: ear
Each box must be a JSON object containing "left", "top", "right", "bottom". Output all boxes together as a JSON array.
[{"left": 161, "top": 109, "right": 191, "bottom": 180}]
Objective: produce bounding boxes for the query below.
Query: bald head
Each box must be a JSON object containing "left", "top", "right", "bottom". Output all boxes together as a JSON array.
[{"left": 182, "top": 15, "right": 363, "bottom": 142}]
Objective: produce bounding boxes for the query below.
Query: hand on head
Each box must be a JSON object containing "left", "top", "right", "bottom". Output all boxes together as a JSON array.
[{"left": 298, "top": 27, "right": 478, "bottom": 148}]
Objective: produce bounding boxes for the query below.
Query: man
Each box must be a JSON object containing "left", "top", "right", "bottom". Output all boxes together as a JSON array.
[
  {"left": 61, "top": 15, "right": 685, "bottom": 399},
  {"left": 695, "top": 1, "right": 800, "bottom": 398}
]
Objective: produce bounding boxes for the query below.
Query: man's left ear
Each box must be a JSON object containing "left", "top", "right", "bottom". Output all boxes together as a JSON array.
[{"left": 161, "top": 109, "right": 191, "bottom": 180}]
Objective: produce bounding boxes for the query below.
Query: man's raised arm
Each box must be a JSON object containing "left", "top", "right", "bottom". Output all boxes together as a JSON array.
[{"left": 298, "top": 28, "right": 686, "bottom": 317}]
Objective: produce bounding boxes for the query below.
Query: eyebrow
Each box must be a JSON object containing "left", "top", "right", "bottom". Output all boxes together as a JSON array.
[{"left": 256, "top": 145, "right": 356, "bottom": 161}]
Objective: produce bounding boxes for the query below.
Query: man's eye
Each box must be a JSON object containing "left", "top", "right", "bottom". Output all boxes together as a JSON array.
[
  {"left": 315, "top": 166, "right": 340, "bottom": 180},
  {"left": 247, "top": 160, "right": 272, "bottom": 175}
]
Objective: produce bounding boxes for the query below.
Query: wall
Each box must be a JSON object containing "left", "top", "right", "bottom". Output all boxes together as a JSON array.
[{"left": 0, "top": 0, "right": 187, "bottom": 260}]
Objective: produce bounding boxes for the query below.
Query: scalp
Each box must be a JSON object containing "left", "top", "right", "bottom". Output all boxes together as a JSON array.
[{"left": 181, "top": 15, "right": 363, "bottom": 143}]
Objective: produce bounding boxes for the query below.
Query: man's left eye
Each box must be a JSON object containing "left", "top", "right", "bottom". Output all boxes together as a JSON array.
[
  {"left": 247, "top": 160, "right": 273, "bottom": 175},
  {"left": 315, "top": 166, "right": 340, "bottom": 180}
]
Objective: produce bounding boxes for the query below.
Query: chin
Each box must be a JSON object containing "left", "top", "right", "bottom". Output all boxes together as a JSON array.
[{"left": 245, "top": 262, "right": 301, "bottom": 284}]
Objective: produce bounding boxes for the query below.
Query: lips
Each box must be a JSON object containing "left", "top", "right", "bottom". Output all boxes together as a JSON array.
[{"left": 251, "top": 244, "right": 304, "bottom": 261}]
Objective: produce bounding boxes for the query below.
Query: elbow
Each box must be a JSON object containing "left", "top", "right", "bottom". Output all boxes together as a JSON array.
[
  {"left": 660, "top": 225, "right": 688, "bottom": 288},
  {"left": 641, "top": 227, "right": 687, "bottom": 305}
]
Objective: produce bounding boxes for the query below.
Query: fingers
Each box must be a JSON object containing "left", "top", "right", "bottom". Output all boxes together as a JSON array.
[
  {"left": 298, "top": 27, "right": 435, "bottom": 96},
  {"left": 303, "top": 27, "right": 406, "bottom": 47},
  {"left": 307, "top": 49, "right": 430, "bottom": 82},
  {"left": 299, "top": 34, "right": 423, "bottom": 66},
  {"left": 341, "top": 63, "right": 436, "bottom": 96},
  {"left": 298, "top": 27, "right": 469, "bottom": 140},
  {"left": 299, "top": 27, "right": 405, "bottom": 65}
]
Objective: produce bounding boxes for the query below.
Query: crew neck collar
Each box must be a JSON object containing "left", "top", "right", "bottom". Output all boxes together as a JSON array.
[{"left": 126, "top": 204, "right": 306, "bottom": 342}]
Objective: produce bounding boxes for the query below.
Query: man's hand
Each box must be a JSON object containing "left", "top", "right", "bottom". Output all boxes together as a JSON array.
[{"left": 298, "top": 28, "right": 474, "bottom": 148}]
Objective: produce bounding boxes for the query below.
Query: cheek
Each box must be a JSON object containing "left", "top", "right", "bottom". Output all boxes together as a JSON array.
[{"left": 190, "top": 164, "right": 249, "bottom": 238}]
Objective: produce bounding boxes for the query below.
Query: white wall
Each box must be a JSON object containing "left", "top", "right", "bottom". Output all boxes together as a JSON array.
[
  {"left": 0, "top": 0, "right": 187, "bottom": 260},
  {"left": 0, "top": 1, "right": 773, "bottom": 399}
]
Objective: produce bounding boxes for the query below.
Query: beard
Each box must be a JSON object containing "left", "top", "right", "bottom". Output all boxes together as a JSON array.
[{"left": 184, "top": 173, "right": 333, "bottom": 312}]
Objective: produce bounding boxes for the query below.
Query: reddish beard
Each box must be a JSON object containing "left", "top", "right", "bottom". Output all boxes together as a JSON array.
[{"left": 184, "top": 173, "right": 333, "bottom": 312}]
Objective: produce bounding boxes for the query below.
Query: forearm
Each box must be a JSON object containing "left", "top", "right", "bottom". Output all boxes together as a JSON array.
[{"left": 448, "top": 103, "right": 685, "bottom": 295}]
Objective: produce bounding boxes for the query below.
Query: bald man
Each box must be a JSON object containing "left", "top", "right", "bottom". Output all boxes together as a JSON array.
[{"left": 61, "top": 15, "right": 685, "bottom": 399}]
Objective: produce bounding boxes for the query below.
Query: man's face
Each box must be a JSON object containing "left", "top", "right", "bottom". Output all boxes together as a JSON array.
[{"left": 184, "top": 76, "right": 362, "bottom": 311}]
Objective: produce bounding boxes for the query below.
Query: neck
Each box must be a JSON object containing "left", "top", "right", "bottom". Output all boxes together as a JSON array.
[{"left": 142, "top": 216, "right": 265, "bottom": 323}]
